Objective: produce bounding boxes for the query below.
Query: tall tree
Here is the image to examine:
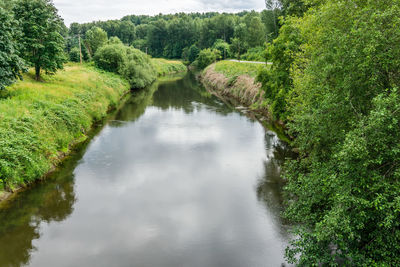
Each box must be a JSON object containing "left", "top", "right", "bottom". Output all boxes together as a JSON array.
[
  {"left": 243, "top": 13, "right": 266, "bottom": 47},
  {"left": 0, "top": 6, "right": 26, "bottom": 89},
  {"left": 13, "top": 0, "right": 65, "bottom": 81},
  {"left": 84, "top": 26, "right": 108, "bottom": 56},
  {"left": 265, "top": 0, "right": 281, "bottom": 39}
]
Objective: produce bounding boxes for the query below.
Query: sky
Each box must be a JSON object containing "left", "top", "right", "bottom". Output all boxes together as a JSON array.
[{"left": 53, "top": 0, "right": 265, "bottom": 26}]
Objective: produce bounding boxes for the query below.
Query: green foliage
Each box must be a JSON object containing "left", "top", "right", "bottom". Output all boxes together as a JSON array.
[
  {"left": 120, "top": 47, "right": 156, "bottom": 88},
  {"left": 257, "top": 17, "right": 302, "bottom": 121},
  {"left": 85, "top": 26, "right": 108, "bottom": 56},
  {"left": 162, "top": 17, "right": 198, "bottom": 58},
  {"left": 280, "top": 0, "right": 311, "bottom": 17},
  {"left": 0, "top": 6, "right": 26, "bottom": 90},
  {"left": 0, "top": 64, "right": 129, "bottom": 189},
  {"left": 94, "top": 43, "right": 157, "bottom": 88},
  {"left": 199, "top": 14, "right": 235, "bottom": 48},
  {"left": 260, "top": 9, "right": 280, "bottom": 40},
  {"left": 188, "top": 44, "right": 200, "bottom": 63},
  {"left": 212, "top": 39, "right": 230, "bottom": 59},
  {"left": 241, "top": 46, "right": 266, "bottom": 62},
  {"left": 94, "top": 44, "right": 127, "bottom": 73},
  {"left": 70, "top": 11, "right": 272, "bottom": 60},
  {"left": 108, "top": 36, "right": 123, "bottom": 45},
  {"left": 13, "top": 0, "right": 66, "bottom": 80},
  {"left": 132, "top": 39, "right": 147, "bottom": 52},
  {"left": 282, "top": 0, "right": 400, "bottom": 265},
  {"left": 195, "top": 49, "right": 220, "bottom": 69},
  {"left": 152, "top": 58, "right": 186, "bottom": 77},
  {"left": 243, "top": 12, "right": 266, "bottom": 47},
  {"left": 69, "top": 47, "right": 81, "bottom": 62},
  {"left": 229, "top": 37, "right": 247, "bottom": 60}
]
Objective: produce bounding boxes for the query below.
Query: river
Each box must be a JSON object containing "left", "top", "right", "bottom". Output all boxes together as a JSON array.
[{"left": 0, "top": 73, "right": 293, "bottom": 267}]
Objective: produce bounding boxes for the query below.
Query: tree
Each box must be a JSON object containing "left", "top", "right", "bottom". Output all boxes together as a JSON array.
[
  {"left": 121, "top": 47, "right": 156, "bottom": 88},
  {"left": 188, "top": 45, "right": 200, "bottom": 63},
  {"left": 283, "top": 0, "right": 400, "bottom": 265},
  {"left": 212, "top": 39, "right": 230, "bottom": 59},
  {"left": 147, "top": 20, "right": 168, "bottom": 58},
  {"left": 280, "top": 0, "right": 310, "bottom": 17},
  {"left": 85, "top": 26, "right": 108, "bottom": 56},
  {"left": 261, "top": 9, "right": 280, "bottom": 40},
  {"left": 0, "top": 6, "right": 25, "bottom": 89},
  {"left": 265, "top": 0, "right": 281, "bottom": 39},
  {"left": 244, "top": 14, "right": 266, "bottom": 47},
  {"left": 13, "top": 0, "right": 65, "bottom": 81},
  {"left": 257, "top": 17, "right": 302, "bottom": 121}
]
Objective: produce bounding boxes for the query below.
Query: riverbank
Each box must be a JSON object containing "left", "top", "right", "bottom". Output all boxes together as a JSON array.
[
  {"left": 0, "top": 59, "right": 188, "bottom": 202},
  {"left": 199, "top": 61, "right": 290, "bottom": 141},
  {"left": 200, "top": 61, "right": 270, "bottom": 116},
  {"left": 0, "top": 63, "right": 131, "bottom": 201},
  {"left": 200, "top": 61, "right": 267, "bottom": 111}
]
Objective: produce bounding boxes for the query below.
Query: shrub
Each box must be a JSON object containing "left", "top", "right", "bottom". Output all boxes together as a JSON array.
[
  {"left": 241, "top": 46, "right": 266, "bottom": 62},
  {"left": 195, "top": 48, "right": 220, "bottom": 69},
  {"left": 93, "top": 44, "right": 127, "bottom": 73},
  {"left": 69, "top": 47, "right": 81, "bottom": 62},
  {"left": 121, "top": 47, "right": 157, "bottom": 88}
]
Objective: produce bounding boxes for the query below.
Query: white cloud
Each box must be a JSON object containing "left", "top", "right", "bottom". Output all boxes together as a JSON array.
[{"left": 53, "top": 0, "right": 265, "bottom": 26}]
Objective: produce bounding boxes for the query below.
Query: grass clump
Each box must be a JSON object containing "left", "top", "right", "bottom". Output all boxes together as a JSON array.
[
  {"left": 212, "top": 60, "right": 268, "bottom": 78},
  {"left": 0, "top": 63, "right": 129, "bottom": 190},
  {"left": 152, "top": 58, "right": 187, "bottom": 77}
]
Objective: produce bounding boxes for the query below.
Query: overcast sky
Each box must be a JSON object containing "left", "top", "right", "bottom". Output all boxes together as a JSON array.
[{"left": 53, "top": 0, "right": 265, "bottom": 26}]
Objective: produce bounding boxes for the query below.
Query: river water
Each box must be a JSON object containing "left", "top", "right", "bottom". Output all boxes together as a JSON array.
[{"left": 0, "top": 73, "right": 293, "bottom": 267}]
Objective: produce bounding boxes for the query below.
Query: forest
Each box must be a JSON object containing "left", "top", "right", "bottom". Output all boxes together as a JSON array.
[
  {"left": 0, "top": 0, "right": 399, "bottom": 265},
  {"left": 67, "top": 10, "right": 278, "bottom": 63}
]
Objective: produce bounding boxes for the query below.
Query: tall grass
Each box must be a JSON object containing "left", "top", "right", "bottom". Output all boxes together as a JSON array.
[
  {"left": 152, "top": 58, "right": 187, "bottom": 77},
  {"left": 0, "top": 63, "right": 129, "bottom": 190}
]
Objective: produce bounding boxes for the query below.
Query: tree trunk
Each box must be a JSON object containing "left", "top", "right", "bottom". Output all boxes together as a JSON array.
[{"left": 35, "top": 65, "right": 40, "bottom": 81}]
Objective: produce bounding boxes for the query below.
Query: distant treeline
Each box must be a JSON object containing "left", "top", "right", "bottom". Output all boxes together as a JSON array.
[{"left": 67, "top": 10, "right": 280, "bottom": 62}]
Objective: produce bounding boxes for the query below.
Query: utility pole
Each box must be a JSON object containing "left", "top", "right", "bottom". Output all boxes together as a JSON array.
[{"left": 78, "top": 34, "right": 83, "bottom": 64}]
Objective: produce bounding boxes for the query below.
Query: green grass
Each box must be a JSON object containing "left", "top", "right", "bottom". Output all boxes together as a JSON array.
[
  {"left": 152, "top": 58, "right": 187, "bottom": 77},
  {"left": 0, "top": 63, "right": 129, "bottom": 190},
  {"left": 211, "top": 60, "right": 268, "bottom": 78}
]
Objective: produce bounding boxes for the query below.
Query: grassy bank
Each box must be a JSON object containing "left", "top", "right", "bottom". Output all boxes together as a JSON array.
[
  {"left": 201, "top": 61, "right": 289, "bottom": 141},
  {"left": 0, "top": 63, "right": 129, "bottom": 195},
  {"left": 213, "top": 60, "right": 266, "bottom": 78},
  {"left": 152, "top": 58, "right": 187, "bottom": 77},
  {"left": 201, "top": 61, "right": 267, "bottom": 109}
]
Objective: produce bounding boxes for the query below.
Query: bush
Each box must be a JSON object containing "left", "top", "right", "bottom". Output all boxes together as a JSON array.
[
  {"left": 195, "top": 48, "right": 220, "bottom": 69},
  {"left": 152, "top": 58, "right": 186, "bottom": 76},
  {"left": 94, "top": 44, "right": 127, "bottom": 73},
  {"left": 94, "top": 44, "right": 157, "bottom": 89},
  {"left": 120, "top": 47, "right": 157, "bottom": 88},
  {"left": 69, "top": 47, "right": 80, "bottom": 62},
  {"left": 241, "top": 46, "right": 266, "bottom": 62}
]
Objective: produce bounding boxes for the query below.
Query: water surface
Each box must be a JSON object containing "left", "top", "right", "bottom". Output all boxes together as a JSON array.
[{"left": 0, "top": 73, "right": 292, "bottom": 267}]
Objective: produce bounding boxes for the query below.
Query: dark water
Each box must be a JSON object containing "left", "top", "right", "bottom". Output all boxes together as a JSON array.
[{"left": 0, "top": 73, "right": 293, "bottom": 267}]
